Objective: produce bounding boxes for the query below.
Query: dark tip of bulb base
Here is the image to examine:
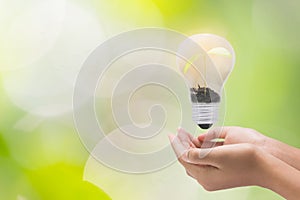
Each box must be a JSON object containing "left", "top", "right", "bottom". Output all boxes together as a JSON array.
[{"left": 198, "top": 124, "right": 213, "bottom": 129}]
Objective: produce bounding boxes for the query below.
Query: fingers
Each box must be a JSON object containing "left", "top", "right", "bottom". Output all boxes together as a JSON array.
[
  {"left": 199, "top": 141, "right": 224, "bottom": 149},
  {"left": 187, "top": 143, "right": 249, "bottom": 167},
  {"left": 168, "top": 127, "right": 226, "bottom": 167},
  {"left": 198, "top": 127, "right": 229, "bottom": 141},
  {"left": 177, "top": 127, "right": 194, "bottom": 148},
  {"left": 168, "top": 133, "right": 189, "bottom": 161},
  {"left": 169, "top": 130, "right": 221, "bottom": 177},
  {"left": 192, "top": 137, "right": 202, "bottom": 148},
  {"left": 175, "top": 127, "right": 225, "bottom": 149},
  {"left": 169, "top": 128, "right": 201, "bottom": 163},
  {"left": 197, "top": 127, "right": 230, "bottom": 148},
  {"left": 177, "top": 127, "right": 205, "bottom": 148},
  {"left": 186, "top": 148, "right": 221, "bottom": 167}
]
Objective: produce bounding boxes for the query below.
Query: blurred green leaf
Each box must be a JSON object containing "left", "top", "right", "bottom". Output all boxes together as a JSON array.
[
  {"left": 27, "top": 163, "right": 110, "bottom": 200},
  {"left": 0, "top": 134, "right": 9, "bottom": 157}
]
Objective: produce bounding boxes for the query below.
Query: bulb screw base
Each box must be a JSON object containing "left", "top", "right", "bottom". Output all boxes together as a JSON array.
[{"left": 192, "top": 102, "right": 219, "bottom": 129}]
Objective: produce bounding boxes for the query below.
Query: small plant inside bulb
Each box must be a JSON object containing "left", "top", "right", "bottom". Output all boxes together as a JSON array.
[
  {"left": 190, "top": 85, "right": 220, "bottom": 129},
  {"left": 190, "top": 85, "right": 220, "bottom": 103}
]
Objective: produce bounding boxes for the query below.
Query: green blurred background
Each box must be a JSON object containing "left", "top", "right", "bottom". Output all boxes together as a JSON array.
[{"left": 0, "top": 0, "right": 299, "bottom": 199}]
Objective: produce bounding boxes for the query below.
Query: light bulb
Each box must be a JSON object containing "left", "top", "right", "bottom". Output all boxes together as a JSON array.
[{"left": 178, "top": 34, "right": 235, "bottom": 129}]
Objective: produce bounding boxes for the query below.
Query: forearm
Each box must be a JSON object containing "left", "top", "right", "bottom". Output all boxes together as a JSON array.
[
  {"left": 260, "top": 151, "right": 300, "bottom": 200},
  {"left": 264, "top": 137, "right": 300, "bottom": 171}
]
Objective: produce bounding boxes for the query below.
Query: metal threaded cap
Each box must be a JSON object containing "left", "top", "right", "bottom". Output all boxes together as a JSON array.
[{"left": 192, "top": 102, "right": 219, "bottom": 129}]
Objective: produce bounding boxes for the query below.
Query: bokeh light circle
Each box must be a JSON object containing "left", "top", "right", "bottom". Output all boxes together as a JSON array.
[{"left": 73, "top": 28, "right": 227, "bottom": 173}]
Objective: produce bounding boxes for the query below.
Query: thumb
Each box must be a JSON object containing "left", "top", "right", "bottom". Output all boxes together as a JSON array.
[
  {"left": 186, "top": 147, "right": 220, "bottom": 167},
  {"left": 198, "top": 127, "right": 230, "bottom": 141}
]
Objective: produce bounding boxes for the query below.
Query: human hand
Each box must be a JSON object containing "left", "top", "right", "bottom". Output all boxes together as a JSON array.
[
  {"left": 196, "top": 126, "right": 300, "bottom": 171},
  {"left": 169, "top": 128, "right": 300, "bottom": 199},
  {"left": 169, "top": 129, "right": 268, "bottom": 191},
  {"left": 194, "top": 126, "right": 267, "bottom": 148}
]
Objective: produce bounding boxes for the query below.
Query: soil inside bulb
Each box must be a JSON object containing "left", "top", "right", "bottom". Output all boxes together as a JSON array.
[{"left": 190, "top": 85, "right": 220, "bottom": 103}]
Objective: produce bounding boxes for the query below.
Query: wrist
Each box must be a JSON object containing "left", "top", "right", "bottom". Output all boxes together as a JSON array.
[
  {"left": 255, "top": 149, "right": 278, "bottom": 188},
  {"left": 256, "top": 149, "right": 300, "bottom": 199},
  {"left": 247, "top": 128, "right": 270, "bottom": 150},
  {"left": 259, "top": 135, "right": 278, "bottom": 157},
  {"left": 262, "top": 136, "right": 290, "bottom": 164},
  {"left": 252, "top": 147, "right": 275, "bottom": 188}
]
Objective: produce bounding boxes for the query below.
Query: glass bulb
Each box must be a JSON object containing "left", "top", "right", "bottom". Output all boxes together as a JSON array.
[{"left": 178, "top": 34, "right": 235, "bottom": 129}]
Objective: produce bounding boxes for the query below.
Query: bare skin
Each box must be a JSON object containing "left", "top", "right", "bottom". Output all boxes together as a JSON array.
[
  {"left": 169, "top": 127, "right": 300, "bottom": 200},
  {"left": 196, "top": 126, "right": 300, "bottom": 171}
]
